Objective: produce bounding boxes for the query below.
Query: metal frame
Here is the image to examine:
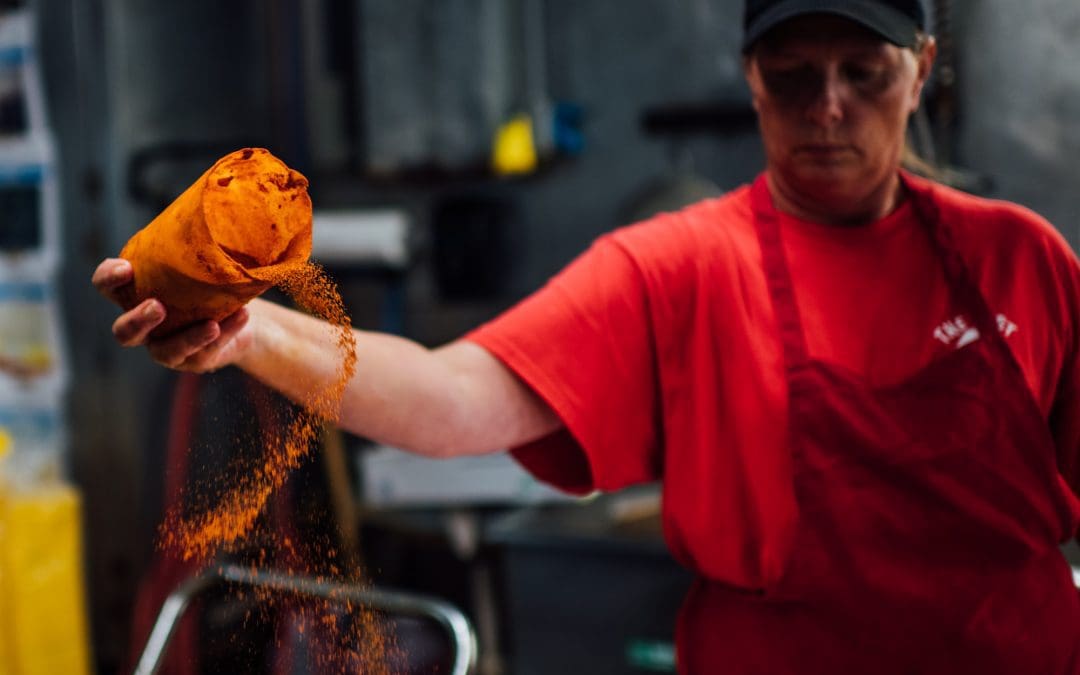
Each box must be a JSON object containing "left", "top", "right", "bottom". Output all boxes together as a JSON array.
[
  {"left": 131, "top": 562, "right": 1080, "bottom": 675},
  {"left": 132, "top": 564, "right": 478, "bottom": 675}
]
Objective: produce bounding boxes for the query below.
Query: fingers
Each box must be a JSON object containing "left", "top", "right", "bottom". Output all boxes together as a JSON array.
[
  {"left": 147, "top": 321, "right": 221, "bottom": 369},
  {"left": 92, "top": 258, "right": 133, "bottom": 304},
  {"left": 97, "top": 258, "right": 165, "bottom": 347},
  {"left": 112, "top": 299, "right": 166, "bottom": 347},
  {"left": 212, "top": 307, "right": 250, "bottom": 345},
  {"left": 174, "top": 308, "right": 250, "bottom": 372},
  {"left": 97, "top": 257, "right": 250, "bottom": 373},
  {"left": 115, "top": 305, "right": 250, "bottom": 373}
]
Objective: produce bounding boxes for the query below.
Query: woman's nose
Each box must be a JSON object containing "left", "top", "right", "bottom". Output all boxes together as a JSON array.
[{"left": 806, "top": 71, "right": 845, "bottom": 127}]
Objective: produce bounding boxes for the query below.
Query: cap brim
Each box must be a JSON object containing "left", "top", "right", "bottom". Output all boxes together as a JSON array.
[{"left": 743, "top": 0, "right": 920, "bottom": 52}]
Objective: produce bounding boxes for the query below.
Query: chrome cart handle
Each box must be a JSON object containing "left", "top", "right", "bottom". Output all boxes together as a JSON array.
[{"left": 133, "top": 564, "right": 477, "bottom": 675}]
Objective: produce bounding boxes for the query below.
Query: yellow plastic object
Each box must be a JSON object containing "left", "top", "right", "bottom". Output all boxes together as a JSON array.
[
  {"left": 0, "top": 483, "right": 93, "bottom": 675},
  {"left": 0, "top": 429, "right": 7, "bottom": 674},
  {"left": 492, "top": 114, "right": 538, "bottom": 176},
  {"left": 0, "top": 483, "right": 6, "bottom": 675}
]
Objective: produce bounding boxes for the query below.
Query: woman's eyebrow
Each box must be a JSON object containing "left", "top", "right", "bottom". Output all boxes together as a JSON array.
[
  {"left": 754, "top": 47, "right": 811, "bottom": 62},
  {"left": 757, "top": 42, "right": 894, "bottom": 60}
]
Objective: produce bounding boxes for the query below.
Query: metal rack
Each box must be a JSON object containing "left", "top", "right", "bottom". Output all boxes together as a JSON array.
[{"left": 132, "top": 564, "right": 478, "bottom": 675}]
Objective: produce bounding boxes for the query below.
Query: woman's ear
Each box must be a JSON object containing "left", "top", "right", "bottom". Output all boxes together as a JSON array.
[
  {"left": 910, "top": 36, "right": 938, "bottom": 113},
  {"left": 743, "top": 55, "right": 763, "bottom": 112}
]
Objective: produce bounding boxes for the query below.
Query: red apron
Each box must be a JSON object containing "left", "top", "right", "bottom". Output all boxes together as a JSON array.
[{"left": 676, "top": 175, "right": 1080, "bottom": 673}]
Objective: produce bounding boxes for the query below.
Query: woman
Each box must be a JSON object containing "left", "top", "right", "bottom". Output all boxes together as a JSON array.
[{"left": 96, "top": 0, "right": 1080, "bottom": 671}]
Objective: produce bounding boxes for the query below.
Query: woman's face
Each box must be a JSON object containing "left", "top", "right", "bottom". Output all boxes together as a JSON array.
[{"left": 744, "top": 15, "right": 935, "bottom": 218}]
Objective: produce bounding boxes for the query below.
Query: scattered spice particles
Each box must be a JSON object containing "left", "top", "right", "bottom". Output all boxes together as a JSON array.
[
  {"left": 157, "top": 262, "right": 354, "bottom": 561},
  {"left": 159, "top": 262, "right": 397, "bottom": 673}
]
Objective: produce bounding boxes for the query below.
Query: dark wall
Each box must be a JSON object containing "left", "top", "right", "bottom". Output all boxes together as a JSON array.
[{"left": 954, "top": 0, "right": 1080, "bottom": 248}]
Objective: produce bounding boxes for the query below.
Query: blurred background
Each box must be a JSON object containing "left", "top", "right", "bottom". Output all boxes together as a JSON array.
[{"left": 1, "top": 0, "right": 1079, "bottom": 673}]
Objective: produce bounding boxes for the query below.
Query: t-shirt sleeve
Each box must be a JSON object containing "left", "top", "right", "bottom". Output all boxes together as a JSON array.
[
  {"left": 464, "top": 234, "right": 662, "bottom": 495},
  {"left": 1052, "top": 354, "right": 1080, "bottom": 490},
  {"left": 1050, "top": 244, "right": 1080, "bottom": 516}
]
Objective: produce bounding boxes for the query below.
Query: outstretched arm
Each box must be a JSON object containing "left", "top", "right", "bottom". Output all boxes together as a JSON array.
[{"left": 93, "top": 258, "right": 561, "bottom": 457}]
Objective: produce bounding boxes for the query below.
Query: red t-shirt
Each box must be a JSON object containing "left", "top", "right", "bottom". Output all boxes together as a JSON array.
[{"left": 466, "top": 172, "right": 1080, "bottom": 585}]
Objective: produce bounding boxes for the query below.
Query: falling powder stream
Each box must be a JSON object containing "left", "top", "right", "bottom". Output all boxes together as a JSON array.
[
  {"left": 157, "top": 262, "right": 354, "bottom": 560},
  {"left": 157, "top": 262, "right": 396, "bottom": 673}
]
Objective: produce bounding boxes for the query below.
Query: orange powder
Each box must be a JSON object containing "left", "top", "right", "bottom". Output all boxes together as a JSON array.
[
  {"left": 118, "top": 147, "right": 312, "bottom": 338},
  {"left": 121, "top": 149, "right": 393, "bottom": 672},
  {"left": 157, "top": 263, "right": 357, "bottom": 560}
]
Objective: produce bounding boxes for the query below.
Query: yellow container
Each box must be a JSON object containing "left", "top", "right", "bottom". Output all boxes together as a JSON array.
[
  {"left": 0, "top": 484, "right": 8, "bottom": 675},
  {"left": 0, "top": 482, "right": 93, "bottom": 675}
]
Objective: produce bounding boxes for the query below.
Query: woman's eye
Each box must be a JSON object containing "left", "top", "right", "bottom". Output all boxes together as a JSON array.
[
  {"left": 765, "top": 69, "right": 802, "bottom": 86},
  {"left": 844, "top": 64, "right": 895, "bottom": 94},
  {"left": 844, "top": 67, "right": 873, "bottom": 82},
  {"left": 761, "top": 66, "right": 821, "bottom": 102}
]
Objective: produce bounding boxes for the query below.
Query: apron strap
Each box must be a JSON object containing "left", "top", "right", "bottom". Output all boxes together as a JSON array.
[
  {"left": 750, "top": 175, "right": 810, "bottom": 371},
  {"left": 898, "top": 169, "right": 1015, "bottom": 352},
  {"left": 899, "top": 172, "right": 1004, "bottom": 346}
]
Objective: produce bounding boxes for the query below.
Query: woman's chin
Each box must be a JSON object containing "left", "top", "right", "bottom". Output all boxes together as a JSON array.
[{"left": 790, "top": 161, "right": 862, "bottom": 187}]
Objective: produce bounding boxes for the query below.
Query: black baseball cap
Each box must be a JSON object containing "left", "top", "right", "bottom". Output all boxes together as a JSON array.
[{"left": 743, "top": 0, "right": 927, "bottom": 52}]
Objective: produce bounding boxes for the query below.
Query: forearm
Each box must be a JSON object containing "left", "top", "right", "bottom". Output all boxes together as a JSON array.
[{"left": 236, "top": 299, "right": 560, "bottom": 456}]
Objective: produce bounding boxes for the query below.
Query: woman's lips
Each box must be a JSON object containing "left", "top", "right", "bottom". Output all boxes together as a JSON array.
[{"left": 795, "top": 144, "right": 856, "bottom": 164}]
